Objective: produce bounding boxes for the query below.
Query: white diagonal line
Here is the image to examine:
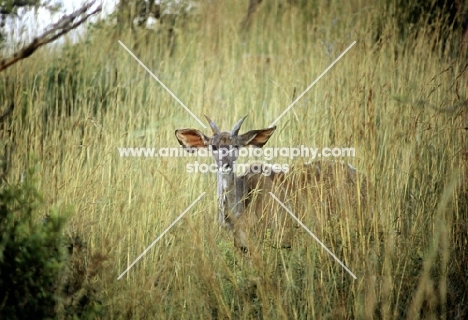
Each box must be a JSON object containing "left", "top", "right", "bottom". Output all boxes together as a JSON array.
[
  {"left": 269, "top": 192, "right": 357, "bottom": 280},
  {"left": 118, "top": 40, "right": 207, "bottom": 129},
  {"left": 269, "top": 41, "right": 356, "bottom": 127},
  {"left": 117, "top": 192, "right": 206, "bottom": 280}
]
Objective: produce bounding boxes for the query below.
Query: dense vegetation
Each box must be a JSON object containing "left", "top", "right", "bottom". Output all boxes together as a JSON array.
[{"left": 1, "top": 0, "right": 467, "bottom": 318}]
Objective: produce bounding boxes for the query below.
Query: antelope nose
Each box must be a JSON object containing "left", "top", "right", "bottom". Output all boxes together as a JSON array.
[{"left": 219, "top": 163, "right": 232, "bottom": 174}]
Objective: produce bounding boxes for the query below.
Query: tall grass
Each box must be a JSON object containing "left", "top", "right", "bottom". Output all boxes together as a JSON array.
[{"left": 1, "top": 0, "right": 467, "bottom": 318}]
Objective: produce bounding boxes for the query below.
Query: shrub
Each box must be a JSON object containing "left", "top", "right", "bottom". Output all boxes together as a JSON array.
[{"left": 0, "top": 174, "right": 105, "bottom": 319}]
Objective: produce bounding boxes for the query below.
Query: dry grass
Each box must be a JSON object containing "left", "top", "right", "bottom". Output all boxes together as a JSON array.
[{"left": 1, "top": 0, "right": 467, "bottom": 318}]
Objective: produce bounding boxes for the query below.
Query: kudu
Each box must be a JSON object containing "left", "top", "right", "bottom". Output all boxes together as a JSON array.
[{"left": 175, "top": 116, "right": 367, "bottom": 251}]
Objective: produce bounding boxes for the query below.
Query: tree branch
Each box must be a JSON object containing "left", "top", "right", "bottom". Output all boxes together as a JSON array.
[{"left": 0, "top": 0, "right": 102, "bottom": 72}]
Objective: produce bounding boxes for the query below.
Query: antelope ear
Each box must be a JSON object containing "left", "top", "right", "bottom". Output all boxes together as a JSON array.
[
  {"left": 175, "top": 129, "right": 210, "bottom": 151},
  {"left": 238, "top": 126, "right": 276, "bottom": 148}
]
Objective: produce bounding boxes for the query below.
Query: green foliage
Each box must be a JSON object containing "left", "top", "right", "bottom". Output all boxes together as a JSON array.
[
  {"left": 0, "top": 0, "right": 61, "bottom": 45},
  {"left": 0, "top": 175, "right": 65, "bottom": 318},
  {"left": 376, "top": 0, "right": 467, "bottom": 47},
  {"left": 0, "top": 173, "right": 105, "bottom": 319},
  {"left": 0, "top": 0, "right": 41, "bottom": 16},
  {"left": 393, "top": 0, "right": 462, "bottom": 27}
]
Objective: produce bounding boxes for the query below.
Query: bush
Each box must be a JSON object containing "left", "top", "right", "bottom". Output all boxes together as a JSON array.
[{"left": 0, "top": 174, "right": 105, "bottom": 319}]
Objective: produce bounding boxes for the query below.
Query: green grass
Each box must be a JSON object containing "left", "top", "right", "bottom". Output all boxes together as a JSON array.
[{"left": 1, "top": 1, "right": 467, "bottom": 318}]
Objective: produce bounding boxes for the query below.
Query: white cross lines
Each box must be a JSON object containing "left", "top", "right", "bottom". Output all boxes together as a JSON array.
[
  {"left": 117, "top": 192, "right": 206, "bottom": 280},
  {"left": 117, "top": 39, "right": 358, "bottom": 280},
  {"left": 269, "top": 192, "right": 357, "bottom": 279},
  {"left": 118, "top": 40, "right": 207, "bottom": 129}
]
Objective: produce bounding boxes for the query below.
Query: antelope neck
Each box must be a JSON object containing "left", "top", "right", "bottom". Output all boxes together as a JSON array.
[{"left": 217, "top": 169, "right": 245, "bottom": 229}]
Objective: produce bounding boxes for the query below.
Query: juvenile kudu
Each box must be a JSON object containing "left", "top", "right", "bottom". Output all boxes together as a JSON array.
[{"left": 175, "top": 116, "right": 367, "bottom": 251}]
